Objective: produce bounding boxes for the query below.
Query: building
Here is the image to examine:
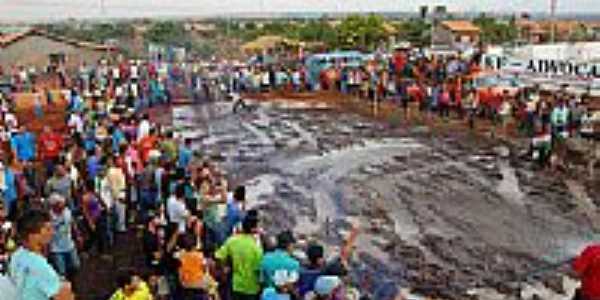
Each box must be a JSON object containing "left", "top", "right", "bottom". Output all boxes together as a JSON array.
[
  {"left": 0, "top": 28, "right": 116, "bottom": 71},
  {"left": 584, "top": 22, "right": 600, "bottom": 41},
  {"left": 432, "top": 20, "right": 480, "bottom": 50},
  {"left": 515, "top": 19, "right": 548, "bottom": 44},
  {"left": 538, "top": 20, "right": 586, "bottom": 42}
]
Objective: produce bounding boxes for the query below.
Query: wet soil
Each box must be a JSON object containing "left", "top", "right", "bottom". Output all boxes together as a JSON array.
[{"left": 166, "top": 98, "right": 597, "bottom": 299}]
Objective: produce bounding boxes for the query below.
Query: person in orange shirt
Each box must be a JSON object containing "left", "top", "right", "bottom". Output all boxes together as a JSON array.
[{"left": 138, "top": 128, "right": 159, "bottom": 164}]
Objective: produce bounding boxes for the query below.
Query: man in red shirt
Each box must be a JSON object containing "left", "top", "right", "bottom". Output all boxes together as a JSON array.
[
  {"left": 573, "top": 244, "right": 600, "bottom": 300},
  {"left": 38, "top": 125, "right": 63, "bottom": 177}
]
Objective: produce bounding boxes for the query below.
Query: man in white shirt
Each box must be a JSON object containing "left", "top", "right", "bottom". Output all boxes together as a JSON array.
[
  {"left": 130, "top": 63, "right": 139, "bottom": 80},
  {"left": 137, "top": 113, "right": 151, "bottom": 142},
  {"left": 167, "top": 185, "right": 190, "bottom": 234},
  {"left": 67, "top": 112, "right": 84, "bottom": 135}
]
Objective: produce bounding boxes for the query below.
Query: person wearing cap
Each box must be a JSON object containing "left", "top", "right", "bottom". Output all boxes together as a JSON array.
[
  {"left": 304, "top": 276, "right": 342, "bottom": 300},
  {"left": 261, "top": 269, "right": 299, "bottom": 300},
  {"left": 45, "top": 164, "right": 73, "bottom": 210},
  {"left": 260, "top": 230, "right": 301, "bottom": 288},
  {"left": 48, "top": 193, "right": 79, "bottom": 278},
  {"left": 215, "top": 214, "right": 263, "bottom": 300}
]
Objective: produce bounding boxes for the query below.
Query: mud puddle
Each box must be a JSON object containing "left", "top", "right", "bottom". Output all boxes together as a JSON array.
[{"left": 172, "top": 100, "right": 597, "bottom": 299}]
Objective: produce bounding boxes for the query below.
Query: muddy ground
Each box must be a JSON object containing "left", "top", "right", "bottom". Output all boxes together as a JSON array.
[{"left": 168, "top": 98, "right": 600, "bottom": 300}]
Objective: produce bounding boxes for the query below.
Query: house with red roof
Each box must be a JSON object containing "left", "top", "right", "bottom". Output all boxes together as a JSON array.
[{"left": 432, "top": 20, "right": 481, "bottom": 50}]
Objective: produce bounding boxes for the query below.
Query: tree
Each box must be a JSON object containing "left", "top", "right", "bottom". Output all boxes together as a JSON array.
[
  {"left": 188, "top": 40, "right": 217, "bottom": 59},
  {"left": 295, "top": 20, "right": 337, "bottom": 46},
  {"left": 337, "top": 14, "right": 387, "bottom": 50},
  {"left": 570, "top": 24, "right": 589, "bottom": 42},
  {"left": 144, "top": 21, "right": 187, "bottom": 47},
  {"left": 398, "top": 19, "right": 431, "bottom": 46},
  {"left": 473, "top": 15, "right": 518, "bottom": 45}
]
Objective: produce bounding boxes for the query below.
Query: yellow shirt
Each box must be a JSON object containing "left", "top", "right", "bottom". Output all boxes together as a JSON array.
[{"left": 108, "top": 281, "right": 153, "bottom": 300}]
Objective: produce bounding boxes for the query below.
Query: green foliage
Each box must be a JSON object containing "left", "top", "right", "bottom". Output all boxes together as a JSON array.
[
  {"left": 295, "top": 20, "right": 337, "bottom": 45},
  {"left": 45, "top": 22, "right": 133, "bottom": 44},
  {"left": 398, "top": 19, "right": 431, "bottom": 46},
  {"left": 143, "top": 21, "right": 187, "bottom": 47},
  {"left": 473, "top": 15, "right": 518, "bottom": 44},
  {"left": 570, "top": 24, "right": 590, "bottom": 42},
  {"left": 337, "top": 14, "right": 387, "bottom": 50},
  {"left": 188, "top": 40, "right": 217, "bottom": 59}
]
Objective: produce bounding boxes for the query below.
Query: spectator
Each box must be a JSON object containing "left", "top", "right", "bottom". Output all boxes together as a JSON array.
[
  {"left": 137, "top": 113, "right": 151, "bottom": 142},
  {"left": 0, "top": 201, "right": 15, "bottom": 274},
  {"left": 45, "top": 164, "right": 73, "bottom": 210},
  {"left": 573, "top": 244, "right": 600, "bottom": 300},
  {"left": 108, "top": 270, "right": 153, "bottom": 300},
  {"left": 10, "top": 125, "right": 36, "bottom": 162},
  {"left": 48, "top": 194, "right": 80, "bottom": 279},
  {"left": 167, "top": 184, "right": 191, "bottom": 235},
  {"left": 304, "top": 276, "right": 342, "bottom": 300},
  {"left": 226, "top": 185, "right": 247, "bottom": 236},
  {"left": 81, "top": 180, "right": 105, "bottom": 255},
  {"left": 177, "top": 234, "right": 209, "bottom": 299},
  {"left": 178, "top": 138, "right": 193, "bottom": 170},
  {"left": 216, "top": 214, "right": 263, "bottom": 300},
  {"left": 2, "top": 161, "right": 17, "bottom": 220},
  {"left": 261, "top": 269, "right": 300, "bottom": 300},
  {"left": 260, "top": 230, "right": 300, "bottom": 288},
  {"left": 38, "top": 125, "right": 63, "bottom": 177},
  {"left": 298, "top": 244, "right": 325, "bottom": 296},
  {"left": 9, "top": 209, "right": 75, "bottom": 300}
]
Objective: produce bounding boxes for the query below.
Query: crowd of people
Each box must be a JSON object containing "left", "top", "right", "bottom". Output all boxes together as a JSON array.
[
  {"left": 0, "top": 56, "right": 394, "bottom": 300},
  {"left": 225, "top": 50, "right": 593, "bottom": 167},
  {"left": 0, "top": 44, "right": 599, "bottom": 300}
]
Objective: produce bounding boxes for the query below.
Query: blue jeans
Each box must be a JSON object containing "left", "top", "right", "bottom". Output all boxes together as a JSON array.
[
  {"left": 140, "top": 189, "right": 157, "bottom": 222},
  {"left": 51, "top": 249, "right": 80, "bottom": 276}
]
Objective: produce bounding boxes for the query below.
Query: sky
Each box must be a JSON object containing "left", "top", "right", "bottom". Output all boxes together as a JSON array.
[{"left": 0, "top": 0, "right": 599, "bottom": 22}]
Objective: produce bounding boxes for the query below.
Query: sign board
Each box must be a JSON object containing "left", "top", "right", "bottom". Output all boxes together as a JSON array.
[{"left": 482, "top": 43, "right": 600, "bottom": 78}]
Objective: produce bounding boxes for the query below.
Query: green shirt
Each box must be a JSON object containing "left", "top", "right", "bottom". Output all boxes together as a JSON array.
[
  {"left": 201, "top": 194, "right": 220, "bottom": 229},
  {"left": 161, "top": 140, "right": 178, "bottom": 162},
  {"left": 215, "top": 234, "right": 263, "bottom": 295}
]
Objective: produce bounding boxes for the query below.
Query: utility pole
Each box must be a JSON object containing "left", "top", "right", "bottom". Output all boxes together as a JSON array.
[{"left": 550, "top": 0, "right": 557, "bottom": 43}]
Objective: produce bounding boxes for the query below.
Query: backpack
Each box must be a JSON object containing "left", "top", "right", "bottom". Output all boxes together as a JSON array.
[{"left": 178, "top": 251, "right": 206, "bottom": 289}]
